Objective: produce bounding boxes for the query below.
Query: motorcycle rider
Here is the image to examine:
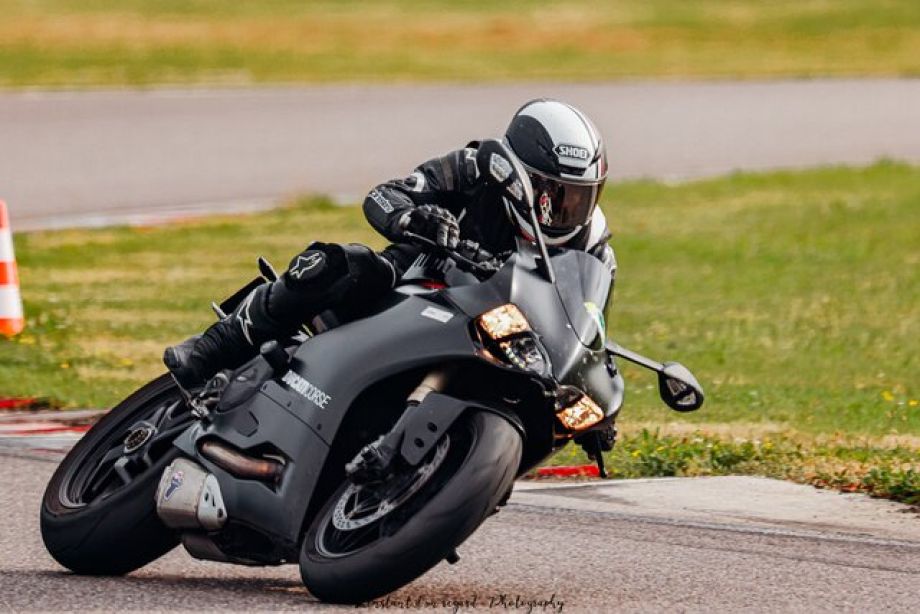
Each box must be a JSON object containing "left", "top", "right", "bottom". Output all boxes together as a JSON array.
[{"left": 164, "top": 99, "right": 617, "bottom": 390}]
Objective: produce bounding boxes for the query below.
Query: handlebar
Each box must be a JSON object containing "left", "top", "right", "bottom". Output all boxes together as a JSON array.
[{"left": 402, "top": 231, "right": 501, "bottom": 277}]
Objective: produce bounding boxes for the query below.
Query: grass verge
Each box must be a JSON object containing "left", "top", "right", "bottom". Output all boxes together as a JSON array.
[
  {"left": 1, "top": 1, "right": 920, "bottom": 87},
  {"left": 546, "top": 426, "right": 920, "bottom": 506},
  {"left": 2, "top": 162, "right": 917, "bottom": 500}
]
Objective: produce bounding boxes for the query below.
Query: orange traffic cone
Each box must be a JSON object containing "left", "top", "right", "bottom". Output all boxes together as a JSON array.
[{"left": 0, "top": 201, "right": 24, "bottom": 337}]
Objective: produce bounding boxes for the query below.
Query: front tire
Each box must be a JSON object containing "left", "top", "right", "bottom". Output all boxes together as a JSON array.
[
  {"left": 40, "top": 375, "right": 192, "bottom": 575},
  {"left": 300, "top": 410, "right": 522, "bottom": 604}
]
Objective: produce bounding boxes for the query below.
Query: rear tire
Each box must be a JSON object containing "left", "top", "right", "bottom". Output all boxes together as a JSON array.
[
  {"left": 300, "top": 410, "right": 522, "bottom": 604},
  {"left": 40, "top": 375, "right": 191, "bottom": 575}
]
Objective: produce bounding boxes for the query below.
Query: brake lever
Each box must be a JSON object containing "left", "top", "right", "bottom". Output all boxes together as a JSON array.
[
  {"left": 402, "top": 231, "right": 497, "bottom": 276},
  {"left": 448, "top": 249, "right": 499, "bottom": 275},
  {"left": 401, "top": 230, "right": 441, "bottom": 253}
]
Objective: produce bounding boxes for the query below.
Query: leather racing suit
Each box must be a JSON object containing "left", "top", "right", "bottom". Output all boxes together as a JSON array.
[{"left": 163, "top": 143, "right": 616, "bottom": 390}]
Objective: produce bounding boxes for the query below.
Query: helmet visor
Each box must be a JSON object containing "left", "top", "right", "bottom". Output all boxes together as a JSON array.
[{"left": 529, "top": 172, "right": 603, "bottom": 234}]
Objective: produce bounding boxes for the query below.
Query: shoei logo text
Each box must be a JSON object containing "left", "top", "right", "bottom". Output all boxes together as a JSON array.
[
  {"left": 282, "top": 371, "right": 332, "bottom": 409},
  {"left": 555, "top": 144, "right": 590, "bottom": 161}
]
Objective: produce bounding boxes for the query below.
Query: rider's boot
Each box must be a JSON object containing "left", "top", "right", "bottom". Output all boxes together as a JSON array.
[
  {"left": 164, "top": 242, "right": 397, "bottom": 391},
  {"left": 163, "top": 282, "right": 285, "bottom": 391},
  {"left": 164, "top": 244, "right": 354, "bottom": 391}
]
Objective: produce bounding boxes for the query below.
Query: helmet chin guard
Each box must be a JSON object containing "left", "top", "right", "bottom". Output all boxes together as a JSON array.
[{"left": 504, "top": 198, "right": 583, "bottom": 246}]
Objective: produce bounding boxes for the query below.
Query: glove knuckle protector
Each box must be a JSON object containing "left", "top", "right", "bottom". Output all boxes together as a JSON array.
[{"left": 404, "top": 204, "right": 459, "bottom": 248}]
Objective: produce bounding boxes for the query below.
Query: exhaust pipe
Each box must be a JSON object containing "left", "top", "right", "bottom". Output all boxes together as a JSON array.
[{"left": 199, "top": 440, "right": 284, "bottom": 483}]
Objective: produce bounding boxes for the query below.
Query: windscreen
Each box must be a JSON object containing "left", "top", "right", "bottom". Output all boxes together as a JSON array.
[{"left": 549, "top": 249, "right": 613, "bottom": 348}]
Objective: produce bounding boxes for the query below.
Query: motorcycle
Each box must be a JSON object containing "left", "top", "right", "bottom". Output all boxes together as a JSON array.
[{"left": 40, "top": 140, "right": 703, "bottom": 604}]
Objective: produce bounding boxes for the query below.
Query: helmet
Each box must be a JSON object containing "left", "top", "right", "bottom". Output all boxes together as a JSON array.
[{"left": 503, "top": 99, "right": 607, "bottom": 244}]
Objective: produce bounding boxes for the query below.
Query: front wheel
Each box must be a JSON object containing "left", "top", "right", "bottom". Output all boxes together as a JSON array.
[
  {"left": 300, "top": 410, "right": 522, "bottom": 604},
  {"left": 40, "top": 375, "right": 193, "bottom": 575}
]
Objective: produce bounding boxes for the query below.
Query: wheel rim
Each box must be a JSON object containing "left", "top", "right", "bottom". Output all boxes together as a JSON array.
[
  {"left": 61, "top": 387, "right": 192, "bottom": 508},
  {"left": 317, "top": 435, "right": 451, "bottom": 558}
]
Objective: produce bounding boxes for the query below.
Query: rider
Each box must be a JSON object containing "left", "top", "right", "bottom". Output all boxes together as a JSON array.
[{"left": 164, "top": 99, "right": 617, "bottom": 390}]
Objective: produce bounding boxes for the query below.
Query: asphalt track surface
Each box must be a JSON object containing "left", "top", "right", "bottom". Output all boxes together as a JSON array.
[
  {"left": 4, "top": 78, "right": 920, "bottom": 230},
  {"left": 3, "top": 448, "right": 919, "bottom": 612}
]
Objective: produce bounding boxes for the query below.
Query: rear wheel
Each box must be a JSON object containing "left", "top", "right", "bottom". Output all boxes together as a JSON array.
[
  {"left": 300, "top": 410, "right": 522, "bottom": 604},
  {"left": 40, "top": 375, "right": 193, "bottom": 575}
]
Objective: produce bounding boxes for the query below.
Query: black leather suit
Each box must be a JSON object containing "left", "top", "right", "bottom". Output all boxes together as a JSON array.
[{"left": 166, "top": 143, "right": 616, "bottom": 388}]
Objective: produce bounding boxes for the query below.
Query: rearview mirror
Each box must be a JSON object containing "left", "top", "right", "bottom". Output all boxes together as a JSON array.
[
  {"left": 475, "top": 139, "right": 533, "bottom": 211},
  {"left": 658, "top": 362, "right": 704, "bottom": 412}
]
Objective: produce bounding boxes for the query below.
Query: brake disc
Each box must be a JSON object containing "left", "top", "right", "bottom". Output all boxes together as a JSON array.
[{"left": 332, "top": 436, "right": 450, "bottom": 531}]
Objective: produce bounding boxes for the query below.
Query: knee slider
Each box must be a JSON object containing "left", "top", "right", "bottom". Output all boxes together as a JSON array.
[
  {"left": 283, "top": 242, "right": 348, "bottom": 290},
  {"left": 269, "top": 243, "right": 393, "bottom": 326},
  {"left": 269, "top": 242, "right": 354, "bottom": 323}
]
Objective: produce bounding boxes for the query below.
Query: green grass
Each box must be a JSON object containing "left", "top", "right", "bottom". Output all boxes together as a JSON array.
[
  {"left": 3, "top": 162, "right": 918, "bottom": 441},
  {"left": 2, "top": 1, "right": 920, "bottom": 87},
  {"left": 545, "top": 428, "right": 920, "bottom": 505},
  {"left": 609, "top": 163, "right": 920, "bottom": 437}
]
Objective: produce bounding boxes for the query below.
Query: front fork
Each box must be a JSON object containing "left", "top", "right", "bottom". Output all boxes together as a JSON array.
[
  {"left": 408, "top": 366, "right": 455, "bottom": 404},
  {"left": 345, "top": 366, "right": 456, "bottom": 483}
]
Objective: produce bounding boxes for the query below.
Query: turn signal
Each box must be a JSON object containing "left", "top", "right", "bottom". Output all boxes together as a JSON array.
[
  {"left": 557, "top": 394, "right": 605, "bottom": 431},
  {"left": 478, "top": 304, "right": 530, "bottom": 340}
]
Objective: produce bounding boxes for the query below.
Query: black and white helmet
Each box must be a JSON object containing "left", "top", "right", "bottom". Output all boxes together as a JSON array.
[{"left": 504, "top": 99, "right": 607, "bottom": 244}]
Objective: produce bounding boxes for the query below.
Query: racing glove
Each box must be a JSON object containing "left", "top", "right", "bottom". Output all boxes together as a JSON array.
[{"left": 398, "top": 204, "right": 460, "bottom": 249}]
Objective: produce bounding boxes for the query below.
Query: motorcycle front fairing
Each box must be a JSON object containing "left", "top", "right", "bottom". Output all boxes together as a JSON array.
[{"left": 443, "top": 246, "right": 624, "bottom": 421}]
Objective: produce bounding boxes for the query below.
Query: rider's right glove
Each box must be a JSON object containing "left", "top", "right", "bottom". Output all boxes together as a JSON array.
[{"left": 398, "top": 204, "right": 460, "bottom": 249}]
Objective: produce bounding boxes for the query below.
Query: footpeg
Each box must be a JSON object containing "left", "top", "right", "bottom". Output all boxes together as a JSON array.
[{"left": 188, "top": 372, "right": 229, "bottom": 420}]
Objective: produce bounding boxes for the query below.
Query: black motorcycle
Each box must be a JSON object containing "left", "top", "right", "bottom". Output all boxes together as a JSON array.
[{"left": 40, "top": 141, "right": 703, "bottom": 604}]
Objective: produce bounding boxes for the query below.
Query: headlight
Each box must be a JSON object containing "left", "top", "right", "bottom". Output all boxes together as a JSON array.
[
  {"left": 477, "top": 304, "right": 550, "bottom": 377},
  {"left": 556, "top": 391, "right": 605, "bottom": 431},
  {"left": 499, "top": 336, "right": 547, "bottom": 373},
  {"left": 478, "top": 304, "right": 530, "bottom": 340}
]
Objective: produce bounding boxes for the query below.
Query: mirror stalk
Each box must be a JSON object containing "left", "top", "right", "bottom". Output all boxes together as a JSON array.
[
  {"left": 605, "top": 340, "right": 663, "bottom": 372},
  {"left": 527, "top": 203, "right": 556, "bottom": 284},
  {"left": 605, "top": 340, "right": 704, "bottom": 412}
]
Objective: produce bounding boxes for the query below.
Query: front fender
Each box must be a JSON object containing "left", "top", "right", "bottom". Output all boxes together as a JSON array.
[{"left": 398, "top": 393, "right": 525, "bottom": 466}]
